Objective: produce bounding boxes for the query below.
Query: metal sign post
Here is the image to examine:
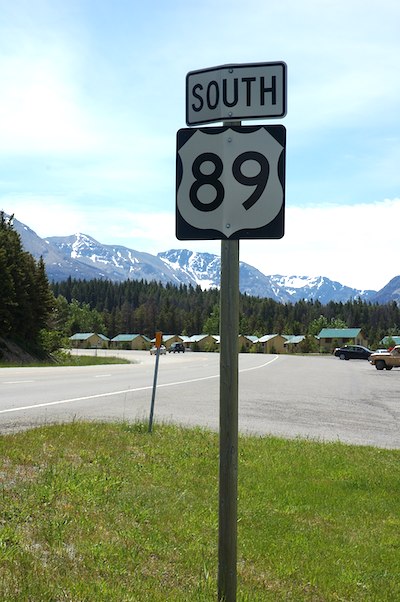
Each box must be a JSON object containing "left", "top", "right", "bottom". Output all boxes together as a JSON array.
[
  {"left": 148, "top": 331, "right": 162, "bottom": 433},
  {"left": 218, "top": 235, "right": 239, "bottom": 602}
]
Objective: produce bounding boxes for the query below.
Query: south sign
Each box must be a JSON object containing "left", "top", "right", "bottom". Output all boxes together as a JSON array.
[{"left": 186, "top": 62, "right": 287, "bottom": 126}]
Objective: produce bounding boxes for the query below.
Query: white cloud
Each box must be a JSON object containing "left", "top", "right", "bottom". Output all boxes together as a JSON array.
[
  {"left": 0, "top": 57, "right": 100, "bottom": 155},
  {"left": 240, "top": 199, "right": 400, "bottom": 291},
  {"left": 0, "top": 12, "right": 103, "bottom": 155},
  {"left": 1, "top": 195, "right": 87, "bottom": 235}
]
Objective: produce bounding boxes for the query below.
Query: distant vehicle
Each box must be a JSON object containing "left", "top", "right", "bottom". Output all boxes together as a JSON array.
[
  {"left": 150, "top": 345, "right": 166, "bottom": 355},
  {"left": 369, "top": 345, "right": 400, "bottom": 370},
  {"left": 168, "top": 342, "right": 185, "bottom": 353},
  {"left": 333, "top": 345, "right": 372, "bottom": 360}
]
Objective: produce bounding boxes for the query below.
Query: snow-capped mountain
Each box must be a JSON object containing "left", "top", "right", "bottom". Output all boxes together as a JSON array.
[
  {"left": 47, "top": 233, "right": 193, "bottom": 286},
  {"left": 9, "top": 216, "right": 395, "bottom": 303},
  {"left": 158, "top": 253, "right": 377, "bottom": 303},
  {"left": 371, "top": 276, "right": 400, "bottom": 304},
  {"left": 158, "top": 249, "right": 221, "bottom": 290},
  {"left": 266, "top": 275, "right": 375, "bottom": 304}
]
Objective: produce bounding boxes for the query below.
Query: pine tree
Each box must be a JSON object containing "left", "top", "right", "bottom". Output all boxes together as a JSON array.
[
  {"left": 0, "top": 245, "right": 15, "bottom": 334},
  {"left": 33, "top": 257, "right": 56, "bottom": 333},
  {"left": 0, "top": 212, "right": 21, "bottom": 338},
  {"left": 0, "top": 212, "right": 55, "bottom": 348}
]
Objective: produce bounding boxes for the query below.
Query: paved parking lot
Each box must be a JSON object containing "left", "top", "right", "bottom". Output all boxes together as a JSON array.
[{"left": 1, "top": 352, "right": 399, "bottom": 448}]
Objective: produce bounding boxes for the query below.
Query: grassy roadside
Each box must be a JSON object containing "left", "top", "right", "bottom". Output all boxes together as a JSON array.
[
  {"left": 0, "top": 355, "right": 132, "bottom": 368},
  {"left": 1, "top": 422, "right": 399, "bottom": 601}
]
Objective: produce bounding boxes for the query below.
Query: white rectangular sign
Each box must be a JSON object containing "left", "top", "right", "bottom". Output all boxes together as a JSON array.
[{"left": 186, "top": 62, "right": 287, "bottom": 126}]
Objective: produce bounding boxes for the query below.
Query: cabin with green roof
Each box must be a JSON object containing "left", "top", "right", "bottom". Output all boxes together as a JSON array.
[
  {"left": 110, "top": 334, "right": 151, "bottom": 350},
  {"left": 380, "top": 335, "right": 400, "bottom": 347},
  {"left": 317, "top": 328, "right": 369, "bottom": 352},
  {"left": 257, "top": 334, "right": 287, "bottom": 354},
  {"left": 69, "top": 333, "right": 109, "bottom": 349}
]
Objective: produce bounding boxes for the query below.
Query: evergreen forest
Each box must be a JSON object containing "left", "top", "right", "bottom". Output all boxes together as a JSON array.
[{"left": 51, "top": 276, "right": 400, "bottom": 349}]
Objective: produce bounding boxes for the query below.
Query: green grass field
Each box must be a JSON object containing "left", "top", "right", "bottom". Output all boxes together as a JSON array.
[
  {"left": 1, "top": 422, "right": 399, "bottom": 601},
  {"left": 0, "top": 355, "right": 132, "bottom": 368}
]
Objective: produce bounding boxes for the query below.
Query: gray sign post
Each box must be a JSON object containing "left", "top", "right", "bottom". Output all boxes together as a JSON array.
[
  {"left": 177, "top": 62, "right": 287, "bottom": 602},
  {"left": 218, "top": 230, "right": 239, "bottom": 601}
]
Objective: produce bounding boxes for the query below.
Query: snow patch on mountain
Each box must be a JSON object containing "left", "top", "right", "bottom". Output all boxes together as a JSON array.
[
  {"left": 276, "top": 275, "right": 320, "bottom": 289},
  {"left": 159, "top": 249, "right": 220, "bottom": 291}
]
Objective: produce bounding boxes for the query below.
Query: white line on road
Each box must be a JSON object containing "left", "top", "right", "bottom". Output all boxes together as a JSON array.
[
  {"left": 2, "top": 380, "right": 35, "bottom": 385},
  {"left": 239, "top": 355, "right": 280, "bottom": 373},
  {"left": 0, "top": 356, "right": 279, "bottom": 415}
]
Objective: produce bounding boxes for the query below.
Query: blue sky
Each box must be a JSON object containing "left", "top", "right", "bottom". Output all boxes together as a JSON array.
[{"left": 1, "top": 0, "right": 399, "bottom": 291}]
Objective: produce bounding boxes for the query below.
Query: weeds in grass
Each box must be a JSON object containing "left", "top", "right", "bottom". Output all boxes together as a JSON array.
[{"left": 1, "top": 422, "right": 399, "bottom": 600}]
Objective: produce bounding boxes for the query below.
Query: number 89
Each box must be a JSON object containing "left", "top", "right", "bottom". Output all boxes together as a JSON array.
[{"left": 189, "top": 151, "right": 269, "bottom": 213}]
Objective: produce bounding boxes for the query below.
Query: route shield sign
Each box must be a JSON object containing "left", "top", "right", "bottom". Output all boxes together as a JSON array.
[{"left": 176, "top": 125, "right": 286, "bottom": 240}]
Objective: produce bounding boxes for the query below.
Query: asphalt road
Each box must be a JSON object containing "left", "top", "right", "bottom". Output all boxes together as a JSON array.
[{"left": 1, "top": 351, "right": 399, "bottom": 448}]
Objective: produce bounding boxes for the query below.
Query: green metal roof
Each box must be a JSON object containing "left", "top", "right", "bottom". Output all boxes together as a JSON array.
[
  {"left": 69, "top": 333, "right": 109, "bottom": 341},
  {"left": 111, "top": 334, "right": 150, "bottom": 342},
  {"left": 257, "top": 334, "right": 282, "bottom": 343},
  {"left": 70, "top": 332, "right": 95, "bottom": 340},
  {"left": 318, "top": 328, "right": 361, "bottom": 339},
  {"left": 380, "top": 335, "right": 400, "bottom": 345},
  {"left": 189, "top": 334, "right": 211, "bottom": 342},
  {"left": 240, "top": 335, "right": 258, "bottom": 343},
  {"left": 284, "top": 335, "right": 306, "bottom": 345}
]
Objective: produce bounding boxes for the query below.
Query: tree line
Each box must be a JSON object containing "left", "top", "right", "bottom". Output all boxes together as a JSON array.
[{"left": 51, "top": 275, "right": 400, "bottom": 348}]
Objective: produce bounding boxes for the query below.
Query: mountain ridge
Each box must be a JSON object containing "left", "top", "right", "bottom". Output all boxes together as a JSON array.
[{"left": 9, "top": 215, "right": 400, "bottom": 304}]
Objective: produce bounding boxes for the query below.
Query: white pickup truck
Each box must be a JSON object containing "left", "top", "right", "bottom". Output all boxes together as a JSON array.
[{"left": 369, "top": 345, "right": 400, "bottom": 370}]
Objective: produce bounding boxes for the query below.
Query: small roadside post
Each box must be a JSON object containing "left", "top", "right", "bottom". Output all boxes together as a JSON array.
[
  {"left": 176, "top": 62, "right": 287, "bottom": 601},
  {"left": 148, "top": 331, "right": 162, "bottom": 433}
]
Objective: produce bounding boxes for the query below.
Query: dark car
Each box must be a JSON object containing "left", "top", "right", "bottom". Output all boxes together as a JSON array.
[
  {"left": 168, "top": 342, "right": 185, "bottom": 353},
  {"left": 334, "top": 345, "right": 372, "bottom": 360}
]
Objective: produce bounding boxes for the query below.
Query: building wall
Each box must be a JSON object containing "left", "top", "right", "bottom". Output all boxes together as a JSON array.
[
  {"left": 238, "top": 336, "right": 256, "bottom": 351},
  {"left": 319, "top": 333, "right": 368, "bottom": 352},
  {"left": 111, "top": 336, "right": 150, "bottom": 350},
  {"left": 261, "top": 335, "right": 286, "bottom": 354},
  {"left": 192, "top": 335, "right": 218, "bottom": 351},
  {"left": 71, "top": 334, "right": 105, "bottom": 349},
  {"left": 130, "top": 336, "right": 150, "bottom": 350}
]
